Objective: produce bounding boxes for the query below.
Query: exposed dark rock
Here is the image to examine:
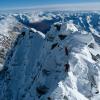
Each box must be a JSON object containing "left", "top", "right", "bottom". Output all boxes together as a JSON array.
[
  {"left": 95, "top": 91, "right": 99, "bottom": 94},
  {"left": 14, "top": 41, "right": 18, "bottom": 47},
  {"left": 51, "top": 43, "right": 58, "bottom": 50},
  {"left": 91, "top": 53, "right": 98, "bottom": 61},
  {"left": 64, "top": 47, "right": 68, "bottom": 56},
  {"left": 96, "top": 54, "right": 100, "bottom": 59},
  {"left": 21, "top": 32, "right": 25, "bottom": 36},
  {"left": 64, "top": 64, "right": 70, "bottom": 72},
  {"left": 48, "top": 97, "right": 52, "bottom": 100},
  {"left": 54, "top": 24, "right": 61, "bottom": 31},
  {"left": 22, "top": 94, "right": 25, "bottom": 98},
  {"left": 29, "top": 30, "right": 33, "bottom": 33},
  {"left": 88, "top": 43, "right": 94, "bottom": 48},
  {"left": 64, "top": 96, "right": 68, "bottom": 100},
  {"left": 36, "top": 85, "right": 49, "bottom": 96},
  {"left": 58, "top": 35, "right": 66, "bottom": 40}
]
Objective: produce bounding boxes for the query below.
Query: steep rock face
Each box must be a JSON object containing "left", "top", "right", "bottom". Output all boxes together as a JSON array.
[{"left": 0, "top": 28, "right": 45, "bottom": 100}]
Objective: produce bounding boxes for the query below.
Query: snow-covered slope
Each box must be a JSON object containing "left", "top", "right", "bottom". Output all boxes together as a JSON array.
[
  {"left": 0, "top": 11, "right": 100, "bottom": 100},
  {"left": 0, "top": 15, "right": 23, "bottom": 71}
]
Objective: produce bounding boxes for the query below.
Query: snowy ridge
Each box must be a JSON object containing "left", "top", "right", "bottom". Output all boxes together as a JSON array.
[
  {"left": 0, "top": 11, "right": 100, "bottom": 100},
  {"left": 28, "top": 22, "right": 100, "bottom": 100},
  {"left": 31, "top": 28, "right": 45, "bottom": 39}
]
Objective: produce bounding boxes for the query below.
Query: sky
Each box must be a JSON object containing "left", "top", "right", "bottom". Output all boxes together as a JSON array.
[{"left": 0, "top": 0, "right": 100, "bottom": 9}]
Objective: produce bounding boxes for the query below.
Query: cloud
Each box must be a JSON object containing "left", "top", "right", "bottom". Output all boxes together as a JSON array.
[{"left": 36, "top": 3, "right": 100, "bottom": 11}]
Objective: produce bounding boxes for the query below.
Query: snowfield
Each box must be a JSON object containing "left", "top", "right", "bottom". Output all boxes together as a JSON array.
[{"left": 0, "top": 10, "right": 100, "bottom": 100}]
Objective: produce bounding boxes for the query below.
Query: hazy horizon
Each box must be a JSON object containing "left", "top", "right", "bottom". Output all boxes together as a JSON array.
[
  {"left": 0, "top": 0, "right": 100, "bottom": 10},
  {"left": 0, "top": 3, "right": 100, "bottom": 11}
]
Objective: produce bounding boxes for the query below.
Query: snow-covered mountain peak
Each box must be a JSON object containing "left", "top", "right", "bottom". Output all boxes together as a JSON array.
[
  {"left": 40, "top": 21, "right": 100, "bottom": 99},
  {"left": 0, "top": 11, "right": 100, "bottom": 100}
]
